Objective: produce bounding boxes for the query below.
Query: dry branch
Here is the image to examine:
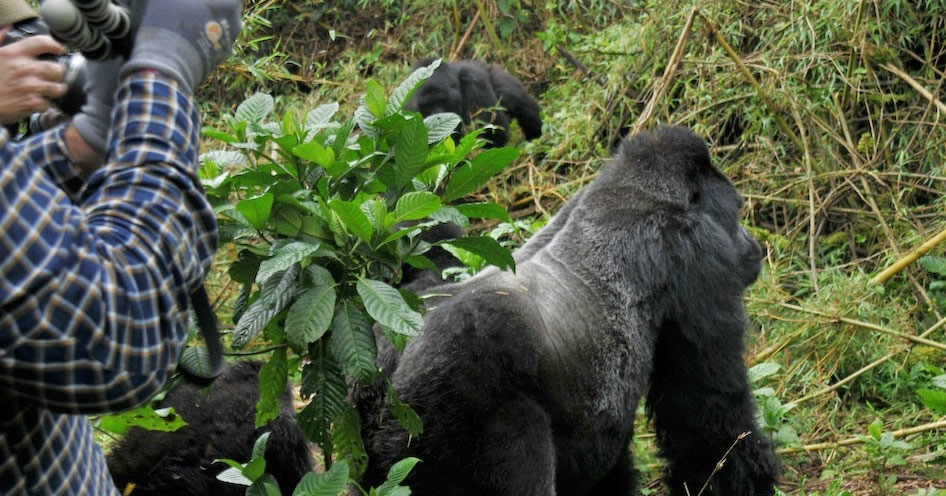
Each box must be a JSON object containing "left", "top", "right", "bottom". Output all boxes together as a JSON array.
[
  {"left": 778, "top": 418, "right": 946, "bottom": 455},
  {"left": 631, "top": 7, "right": 698, "bottom": 134},
  {"left": 778, "top": 303, "right": 946, "bottom": 352},
  {"left": 881, "top": 63, "right": 946, "bottom": 114},
  {"left": 699, "top": 14, "right": 803, "bottom": 151},
  {"left": 871, "top": 229, "right": 946, "bottom": 284}
]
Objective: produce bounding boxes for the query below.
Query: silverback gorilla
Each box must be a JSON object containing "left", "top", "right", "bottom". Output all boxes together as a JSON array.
[
  {"left": 358, "top": 126, "right": 779, "bottom": 495},
  {"left": 404, "top": 58, "right": 543, "bottom": 147},
  {"left": 106, "top": 361, "right": 312, "bottom": 496}
]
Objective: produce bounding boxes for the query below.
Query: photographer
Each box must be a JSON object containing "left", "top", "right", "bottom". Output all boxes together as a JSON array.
[{"left": 0, "top": 0, "right": 241, "bottom": 494}]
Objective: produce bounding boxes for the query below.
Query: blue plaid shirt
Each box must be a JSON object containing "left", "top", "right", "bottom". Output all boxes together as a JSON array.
[{"left": 0, "top": 73, "right": 218, "bottom": 495}]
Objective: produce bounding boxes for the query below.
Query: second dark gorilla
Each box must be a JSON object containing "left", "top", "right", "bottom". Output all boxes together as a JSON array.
[
  {"left": 106, "top": 361, "right": 312, "bottom": 496},
  {"left": 405, "top": 58, "right": 543, "bottom": 147}
]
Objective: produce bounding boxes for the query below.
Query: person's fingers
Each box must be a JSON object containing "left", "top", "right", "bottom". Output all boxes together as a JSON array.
[
  {"left": 22, "top": 94, "right": 53, "bottom": 114},
  {"left": 34, "top": 80, "right": 68, "bottom": 99},
  {"left": 6, "top": 35, "right": 65, "bottom": 58},
  {"left": 0, "top": 26, "right": 11, "bottom": 42},
  {"left": 34, "top": 60, "right": 67, "bottom": 84}
]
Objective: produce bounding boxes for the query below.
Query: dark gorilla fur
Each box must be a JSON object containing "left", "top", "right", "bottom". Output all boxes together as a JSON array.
[
  {"left": 404, "top": 58, "right": 543, "bottom": 147},
  {"left": 106, "top": 361, "right": 313, "bottom": 496},
  {"left": 356, "top": 126, "right": 779, "bottom": 495}
]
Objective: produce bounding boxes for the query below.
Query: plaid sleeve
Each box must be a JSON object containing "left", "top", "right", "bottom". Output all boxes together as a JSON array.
[
  {"left": 9, "top": 129, "right": 87, "bottom": 202},
  {"left": 0, "top": 73, "right": 218, "bottom": 414}
]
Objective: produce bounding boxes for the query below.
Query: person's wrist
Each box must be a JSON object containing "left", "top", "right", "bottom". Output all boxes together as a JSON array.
[{"left": 64, "top": 123, "right": 103, "bottom": 175}]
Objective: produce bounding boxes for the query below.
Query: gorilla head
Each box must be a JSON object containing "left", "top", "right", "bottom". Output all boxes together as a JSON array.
[
  {"left": 106, "top": 361, "right": 312, "bottom": 496},
  {"left": 358, "top": 126, "right": 778, "bottom": 495},
  {"left": 405, "top": 58, "right": 543, "bottom": 147}
]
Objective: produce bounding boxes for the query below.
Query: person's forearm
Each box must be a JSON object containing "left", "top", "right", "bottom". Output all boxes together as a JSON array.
[{"left": 0, "top": 72, "right": 217, "bottom": 414}]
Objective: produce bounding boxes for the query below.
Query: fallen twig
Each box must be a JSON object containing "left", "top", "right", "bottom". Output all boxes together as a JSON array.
[
  {"left": 699, "top": 14, "right": 803, "bottom": 151},
  {"left": 778, "top": 418, "right": 946, "bottom": 455},
  {"left": 631, "top": 7, "right": 698, "bottom": 134},
  {"left": 450, "top": 10, "right": 480, "bottom": 60},
  {"left": 871, "top": 229, "right": 946, "bottom": 284}
]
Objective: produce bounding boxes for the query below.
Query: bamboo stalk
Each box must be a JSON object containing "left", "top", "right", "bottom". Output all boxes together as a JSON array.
[
  {"left": 779, "top": 303, "right": 946, "bottom": 352},
  {"left": 778, "top": 418, "right": 946, "bottom": 455},
  {"left": 881, "top": 63, "right": 946, "bottom": 114},
  {"left": 789, "top": 315, "right": 946, "bottom": 406},
  {"left": 699, "top": 14, "right": 803, "bottom": 151},
  {"left": 871, "top": 229, "right": 946, "bottom": 284},
  {"left": 631, "top": 7, "right": 698, "bottom": 134}
]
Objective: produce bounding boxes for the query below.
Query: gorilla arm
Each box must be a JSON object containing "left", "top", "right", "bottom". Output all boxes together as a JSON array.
[{"left": 486, "top": 65, "right": 543, "bottom": 140}]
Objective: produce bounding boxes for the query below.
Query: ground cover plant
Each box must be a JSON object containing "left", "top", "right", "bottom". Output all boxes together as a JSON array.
[{"left": 99, "top": 0, "right": 946, "bottom": 494}]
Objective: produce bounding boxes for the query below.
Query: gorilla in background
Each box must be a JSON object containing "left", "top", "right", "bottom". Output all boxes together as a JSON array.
[
  {"left": 106, "top": 361, "right": 313, "bottom": 496},
  {"left": 357, "top": 126, "right": 779, "bottom": 495},
  {"left": 405, "top": 58, "right": 543, "bottom": 147}
]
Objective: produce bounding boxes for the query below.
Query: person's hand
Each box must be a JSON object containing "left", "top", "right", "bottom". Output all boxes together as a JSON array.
[
  {"left": 121, "top": 0, "right": 242, "bottom": 93},
  {"left": 0, "top": 28, "right": 67, "bottom": 125}
]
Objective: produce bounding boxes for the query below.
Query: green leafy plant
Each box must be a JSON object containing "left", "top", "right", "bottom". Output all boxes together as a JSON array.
[
  {"left": 200, "top": 59, "right": 519, "bottom": 491},
  {"left": 749, "top": 362, "right": 800, "bottom": 446}
]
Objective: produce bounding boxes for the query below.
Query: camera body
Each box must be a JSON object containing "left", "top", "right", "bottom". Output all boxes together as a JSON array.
[{"left": 3, "top": 17, "right": 87, "bottom": 116}]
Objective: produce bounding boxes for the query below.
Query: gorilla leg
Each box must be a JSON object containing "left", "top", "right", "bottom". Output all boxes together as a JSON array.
[
  {"left": 586, "top": 434, "right": 638, "bottom": 495},
  {"left": 487, "top": 66, "right": 543, "bottom": 140},
  {"left": 647, "top": 323, "right": 778, "bottom": 496}
]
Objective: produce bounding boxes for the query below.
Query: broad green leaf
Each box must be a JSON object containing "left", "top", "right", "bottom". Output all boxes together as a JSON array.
[
  {"left": 257, "top": 349, "right": 289, "bottom": 427},
  {"left": 393, "top": 117, "right": 430, "bottom": 187},
  {"left": 444, "top": 236, "right": 515, "bottom": 272},
  {"left": 387, "top": 58, "right": 441, "bottom": 115},
  {"left": 868, "top": 418, "right": 883, "bottom": 440},
  {"left": 201, "top": 127, "right": 238, "bottom": 143},
  {"left": 177, "top": 347, "right": 221, "bottom": 381},
  {"left": 747, "top": 362, "right": 781, "bottom": 384},
  {"left": 376, "top": 457, "right": 421, "bottom": 496},
  {"left": 237, "top": 194, "right": 275, "bottom": 230},
  {"left": 365, "top": 79, "right": 388, "bottom": 118},
  {"left": 354, "top": 99, "right": 378, "bottom": 137},
  {"left": 919, "top": 256, "right": 946, "bottom": 277},
  {"left": 216, "top": 467, "right": 253, "bottom": 486},
  {"left": 424, "top": 112, "right": 462, "bottom": 143},
  {"left": 357, "top": 278, "right": 424, "bottom": 336},
  {"left": 918, "top": 388, "right": 946, "bottom": 414},
  {"left": 305, "top": 103, "right": 340, "bottom": 134},
  {"left": 292, "top": 460, "right": 350, "bottom": 496},
  {"left": 405, "top": 254, "right": 437, "bottom": 272},
  {"left": 933, "top": 374, "right": 946, "bottom": 389},
  {"left": 236, "top": 93, "right": 275, "bottom": 124},
  {"left": 252, "top": 432, "right": 271, "bottom": 461},
  {"left": 232, "top": 266, "right": 300, "bottom": 348},
  {"left": 443, "top": 147, "right": 519, "bottom": 202},
  {"left": 329, "top": 301, "right": 377, "bottom": 381},
  {"left": 247, "top": 474, "right": 283, "bottom": 496},
  {"left": 430, "top": 206, "right": 470, "bottom": 228},
  {"left": 387, "top": 383, "right": 423, "bottom": 436},
  {"left": 395, "top": 192, "right": 442, "bottom": 222},
  {"left": 286, "top": 285, "right": 337, "bottom": 350},
  {"left": 201, "top": 150, "right": 246, "bottom": 168},
  {"left": 242, "top": 456, "right": 267, "bottom": 483},
  {"left": 293, "top": 142, "right": 336, "bottom": 168},
  {"left": 329, "top": 200, "right": 375, "bottom": 243},
  {"left": 456, "top": 202, "right": 511, "bottom": 222},
  {"left": 256, "top": 241, "right": 322, "bottom": 284},
  {"left": 299, "top": 352, "right": 348, "bottom": 446},
  {"left": 304, "top": 265, "right": 336, "bottom": 288},
  {"left": 97, "top": 406, "right": 187, "bottom": 436},
  {"left": 332, "top": 406, "right": 368, "bottom": 477}
]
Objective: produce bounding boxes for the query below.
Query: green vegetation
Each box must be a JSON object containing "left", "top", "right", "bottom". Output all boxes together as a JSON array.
[{"left": 105, "top": 0, "right": 946, "bottom": 494}]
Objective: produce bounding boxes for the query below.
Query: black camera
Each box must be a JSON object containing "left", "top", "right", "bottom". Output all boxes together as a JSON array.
[{"left": 2, "top": 16, "right": 87, "bottom": 116}]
